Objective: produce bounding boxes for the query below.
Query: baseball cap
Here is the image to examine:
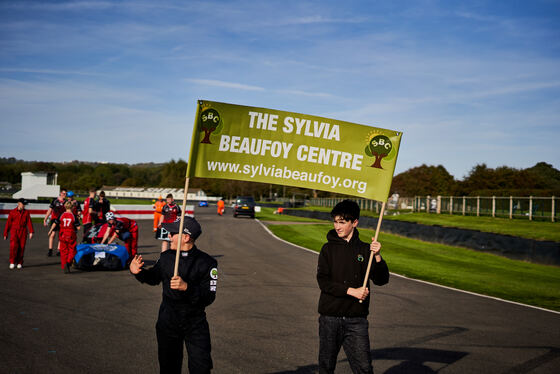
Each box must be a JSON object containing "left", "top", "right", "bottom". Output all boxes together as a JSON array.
[
  {"left": 17, "top": 198, "right": 28, "bottom": 205},
  {"left": 162, "top": 216, "right": 202, "bottom": 240}
]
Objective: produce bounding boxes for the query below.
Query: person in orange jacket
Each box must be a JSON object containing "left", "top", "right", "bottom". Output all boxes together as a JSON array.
[
  {"left": 4, "top": 198, "right": 34, "bottom": 269},
  {"left": 217, "top": 199, "right": 225, "bottom": 216},
  {"left": 153, "top": 196, "right": 165, "bottom": 232}
]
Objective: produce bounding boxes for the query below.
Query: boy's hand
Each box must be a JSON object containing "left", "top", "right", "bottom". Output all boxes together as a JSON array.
[
  {"left": 370, "top": 239, "right": 381, "bottom": 256},
  {"left": 170, "top": 275, "right": 188, "bottom": 291},
  {"left": 129, "top": 255, "right": 144, "bottom": 274},
  {"left": 347, "top": 286, "right": 369, "bottom": 301}
]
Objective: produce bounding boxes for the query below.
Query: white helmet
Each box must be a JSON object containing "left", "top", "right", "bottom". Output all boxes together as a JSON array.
[{"left": 105, "top": 211, "right": 115, "bottom": 221}]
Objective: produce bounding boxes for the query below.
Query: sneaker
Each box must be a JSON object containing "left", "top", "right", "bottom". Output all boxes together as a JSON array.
[
  {"left": 47, "top": 249, "right": 53, "bottom": 257},
  {"left": 9, "top": 264, "right": 15, "bottom": 269},
  {"left": 16, "top": 264, "right": 22, "bottom": 269}
]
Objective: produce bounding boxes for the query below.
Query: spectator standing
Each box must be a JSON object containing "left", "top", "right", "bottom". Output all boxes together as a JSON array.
[
  {"left": 159, "top": 194, "right": 181, "bottom": 252},
  {"left": 67, "top": 191, "right": 82, "bottom": 220},
  {"left": 153, "top": 196, "right": 165, "bottom": 232},
  {"left": 43, "top": 188, "right": 67, "bottom": 257},
  {"left": 217, "top": 199, "right": 225, "bottom": 216},
  {"left": 82, "top": 188, "right": 97, "bottom": 242},
  {"left": 94, "top": 191, "right": 111, "bottom": 224}
]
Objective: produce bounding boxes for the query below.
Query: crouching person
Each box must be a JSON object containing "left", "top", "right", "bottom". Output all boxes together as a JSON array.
[
  {"left": 101, "top": 212, "right": 138, "bottom": 261},
  {"left": 129, "top": 216, "right": 217, "bottom": 374}
]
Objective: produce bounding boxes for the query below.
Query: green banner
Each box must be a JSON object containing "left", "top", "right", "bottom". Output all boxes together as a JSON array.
[{"left": 187, "top": 100, "right": 402, "bottom": 202}]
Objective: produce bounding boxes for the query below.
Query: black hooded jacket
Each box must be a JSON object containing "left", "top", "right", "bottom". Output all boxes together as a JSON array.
[{"left": 317, "top": 228, "right": 389, "bottom": 317}]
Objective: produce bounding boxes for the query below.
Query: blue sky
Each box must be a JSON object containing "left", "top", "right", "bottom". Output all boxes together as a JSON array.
[{"left": 1, "top": 0, "right": 559, "bottom": 180}]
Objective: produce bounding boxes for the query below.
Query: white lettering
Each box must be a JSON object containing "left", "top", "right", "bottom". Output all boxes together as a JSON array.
[{"left": 283, "top": 117, "right": 294, "bottom": 133}]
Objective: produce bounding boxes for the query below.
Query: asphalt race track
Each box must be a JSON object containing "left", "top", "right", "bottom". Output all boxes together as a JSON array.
[{"left": 1, "top": 208, "right": 559, "bottom": 373}]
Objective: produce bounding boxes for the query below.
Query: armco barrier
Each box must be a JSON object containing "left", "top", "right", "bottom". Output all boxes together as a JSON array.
[
  {"left": 282, "top": 209, "right": 560, "bottom": 266},
  {"left": 0, "top": 203, "right": 194, "bottom": 220}
]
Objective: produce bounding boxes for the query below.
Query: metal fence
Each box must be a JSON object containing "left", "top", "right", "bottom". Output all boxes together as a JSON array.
[
  {"left": 413, "top": 196, "right": 558, "bottom": 222},
  {"left": 309, "top": 196, "right": 558, "bottom": 222}
]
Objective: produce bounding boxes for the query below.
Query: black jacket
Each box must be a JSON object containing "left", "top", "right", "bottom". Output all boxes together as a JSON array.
[
  {"left": 317, "top": 228, "right": 389, "bottom": 317},
  {"left": 135, "top": 246, "right": 218, "bottom": 331}
]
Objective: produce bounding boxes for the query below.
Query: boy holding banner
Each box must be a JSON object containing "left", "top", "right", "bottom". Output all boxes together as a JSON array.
[
  {"left": 317, "top": 199, "right": 389, "bottom": 374},
  {"left": 129, "top": 216, "right": 217, "bottom": 374}
]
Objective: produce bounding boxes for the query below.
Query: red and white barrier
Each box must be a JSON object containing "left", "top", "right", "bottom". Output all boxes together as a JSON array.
[{"left": 0, "top": 203, "right": 194, "bottom": 220}]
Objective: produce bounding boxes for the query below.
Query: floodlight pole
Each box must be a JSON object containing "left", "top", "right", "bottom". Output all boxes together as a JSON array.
[
  {"left": 174, "top": 176, "right": 190, "bottom": 277},
  {"left": 359, "top": 201, "right": 386, "bottom": 304}
]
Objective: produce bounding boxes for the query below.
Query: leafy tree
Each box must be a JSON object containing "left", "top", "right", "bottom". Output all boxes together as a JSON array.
[
  {"left": 365, "top": 135, "right": 394, "bottom": 169},
  {"left": 391, "top": 164, "right": 456, "bottom": 196}
]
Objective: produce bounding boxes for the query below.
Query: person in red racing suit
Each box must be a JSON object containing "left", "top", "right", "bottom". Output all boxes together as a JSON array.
[
  {"left": 101, "top": 212, "right": 138, "bottom": 261},
  {"left": 58, "top": 201, "right": 81, "bottom": 273},
  {"left": 3, "top": 198, "right": 34, "bottom": 269}
]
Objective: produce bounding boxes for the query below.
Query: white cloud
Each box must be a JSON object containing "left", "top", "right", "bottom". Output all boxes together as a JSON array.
[{"left": 186, "top": 79, "right": 265, "bottom": 92}]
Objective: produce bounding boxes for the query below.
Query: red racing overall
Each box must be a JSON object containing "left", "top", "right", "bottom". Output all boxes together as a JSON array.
[
  {"left": 59, "top": 211, "right": 79, "bottom": 269},
  {"left": 4, "top": 207, "right": 34, "bottom": 266},
  {"left": 109, "top": 217, "right": 138, "bottom": 259}
]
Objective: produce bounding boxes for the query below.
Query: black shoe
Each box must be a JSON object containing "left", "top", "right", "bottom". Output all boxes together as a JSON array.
[
  {"left": 56, "top": 251, "right": 60, "bottom": 256},
  {"left": 47, "top": 249, "right": 53, "bottom": 257},
  {"left": 64, "top": 264, "right": 71, "bottom": 274}
]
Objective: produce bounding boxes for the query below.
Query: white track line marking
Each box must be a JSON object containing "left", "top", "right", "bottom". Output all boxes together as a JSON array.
[{"left": 256, "top": 219, "right": 560, "bottom": 315}]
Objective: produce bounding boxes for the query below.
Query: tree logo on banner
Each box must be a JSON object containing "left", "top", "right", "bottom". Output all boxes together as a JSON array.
[
  {"left": 199, "top": 105, "right": 223, "bottom": 144},
  {"left": 364, "top": 133, "right": 395, "bottom": 169}
]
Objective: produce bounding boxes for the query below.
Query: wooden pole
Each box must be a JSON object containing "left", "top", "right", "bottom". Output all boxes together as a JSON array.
[
  {"left": 509, "top": 196, "right": 513, "bottom": 219},
  {"left": 359, "top": 201, "right": 386, "bottom": 304},
  {"left": 552, "top": 196, "right": 555, "bottom": 223},
  {"left": 173, "top": 177, "right": 191, "bottom": 277}
]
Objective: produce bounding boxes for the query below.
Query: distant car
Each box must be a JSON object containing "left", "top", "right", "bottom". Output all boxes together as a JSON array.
[
  {"left": 198, "top": 201, "right": 208, "bottom": 207},
  {"left": 233, "top": 196, "right": 256, "bottom": 218}
]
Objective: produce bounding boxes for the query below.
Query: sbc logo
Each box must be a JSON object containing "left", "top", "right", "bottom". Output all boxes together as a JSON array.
[
  {"left": 365, "top": 134, "right": 394, "bottom": 169},
  {"left": 199, "top": 107, "right": 223, "bottom": 144}
]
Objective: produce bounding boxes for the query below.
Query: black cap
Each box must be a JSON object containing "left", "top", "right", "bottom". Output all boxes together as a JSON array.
[
  {"left": 17, "top": 198, "right": 28, "bottom": 205},
  {"left": 162, "top": 216, "right": 202, "bottom": 240}
]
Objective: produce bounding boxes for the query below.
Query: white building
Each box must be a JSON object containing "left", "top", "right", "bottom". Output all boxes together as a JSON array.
[
  {"left": 101, "top": 187, "right": 218, "bottom": 202},
  {"left": 12, "top": 172, "right": 60, "bottom": 200}
]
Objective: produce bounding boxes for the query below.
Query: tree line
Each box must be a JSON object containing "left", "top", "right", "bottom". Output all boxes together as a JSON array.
[
  {"left": 390, "top": 162, "right": 560, "bottom": 197},
  {"left": 1, "top": 157, "right": 559, "bottom": 198}
]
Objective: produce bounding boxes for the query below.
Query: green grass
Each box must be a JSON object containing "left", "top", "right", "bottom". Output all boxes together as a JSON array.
[
  {"left": 266, "top": 223, "right": 560, "bottom": 311},
  {"left": 382, "top": 213, "right": 560, "bottom": 242},
  {"left": 256, "top": 207, "right": 326, "bottom": 223},
  {"left": 293, "top": 206, "right": 560, "bottom": 242}
]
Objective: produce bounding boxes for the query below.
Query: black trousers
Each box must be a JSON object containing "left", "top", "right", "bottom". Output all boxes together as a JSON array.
[
  {"left": 156, "top": 314, "right": 212, "bottom": 374},
  {"left": 318, "top": 315, "right": 373, "bottom": 374}
]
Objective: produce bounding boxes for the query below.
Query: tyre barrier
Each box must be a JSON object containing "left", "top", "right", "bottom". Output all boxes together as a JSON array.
[{"left": 282, "top": 209, "right": 560, "bottom": 266}]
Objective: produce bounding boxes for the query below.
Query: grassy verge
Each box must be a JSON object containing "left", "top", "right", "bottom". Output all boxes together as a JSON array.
[
  {"left": 256, "top": 207, "right": 326, "bottom": 223},
  {"left": 292, "top": 206, "right": 560, "bottom": 242},
  {"left": 383, "top": 213, "right": 560, "bottom": 242},
  {"left": 265, "top": 223, "right": 560, "bottom": 311}
]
